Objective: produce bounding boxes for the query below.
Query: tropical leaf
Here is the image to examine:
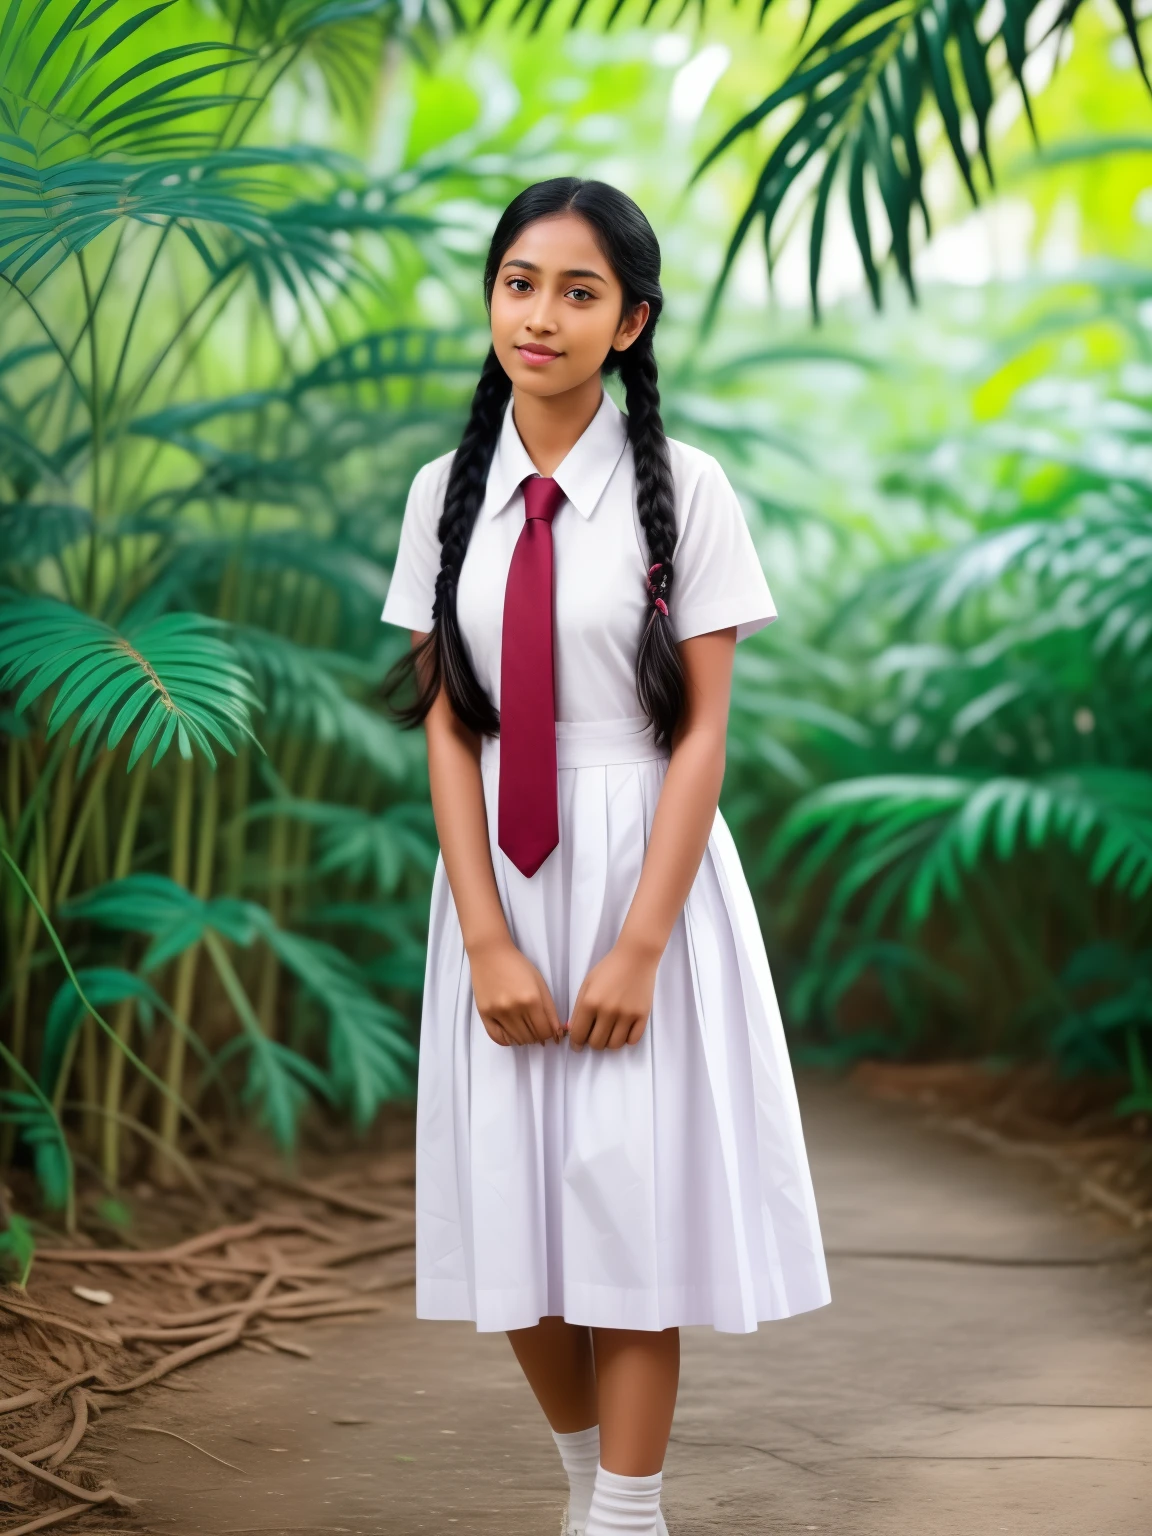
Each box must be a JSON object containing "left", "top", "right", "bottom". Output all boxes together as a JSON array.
[
  {"left": 245, "top": 799, "right": 437, "bottom": 888},
  {"left": 0, "top": 503, "right": 92, "bottom": 567},
  {"left": 0, "top": 0, "right": 248, "bottom": 164},
  {"left": 0, "top": 1211, "right": 35, "bottom": 1287},
  {"left": 682, "top": 0, "right": 1152, "bottom": 318},
  {"left": 259, "top": 920, "right": 417, "bottom": 1123},
  {"left": 40, "top": 966, "right": 169, "bottom": 1094},
  {"left": 66, "top": 873, "right": 416, "bottom": 1131},
  {"left": 769, "top": 769, "right": 1152, "bottom": 943},
  {"left": 64, "top": 874, "right": 265, "bottom": 964},
  {"left": 232, "top": 628, "right": 414, "bottom": 780},
  {"left": 0, "top": 593, "right": 260, "bottom": 770}
]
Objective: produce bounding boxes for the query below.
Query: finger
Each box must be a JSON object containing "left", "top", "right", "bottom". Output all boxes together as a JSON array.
[
  {"left": 587, "top": 1012, "right": 615, "bottom": 1051},
  {"left": 498, "top": 1012, "right": 532, "bottom": 1047},
  {"left": 606, "top": 1017, "right": 634, "bottom": 1051},
  {"left": 482, "top": 1017, "right": 512, "bottom": 1047},
  {"left": 526, "top": 1001, "right": 555, "bottom": 1046},
  {"left": 625, "top": 1015, "right": 648, "bottom": 1046},
  {"left": 538, "top": 983, "right": 564, "bottom": 1042},
  {"left": 519, "top": 1008, "right": 549, "bottom": 1046},
  {"left": 567, "top": 1007, "right": 593, "bottom": 1050}
]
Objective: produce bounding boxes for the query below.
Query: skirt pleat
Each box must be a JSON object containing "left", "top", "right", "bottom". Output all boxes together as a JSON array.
[{"left": 413, "top": 719, "right": 830, "bottom": 1334}]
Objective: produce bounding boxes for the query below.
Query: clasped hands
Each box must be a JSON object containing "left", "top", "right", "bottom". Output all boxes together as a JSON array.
[{"left": 468, "top": 934, "right": 661, "bottom": 1051}]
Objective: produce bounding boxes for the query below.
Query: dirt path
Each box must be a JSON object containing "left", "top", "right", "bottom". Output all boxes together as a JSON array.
[{"left": 82, "top": 1080, "right": 1152, "bottom": 1536}]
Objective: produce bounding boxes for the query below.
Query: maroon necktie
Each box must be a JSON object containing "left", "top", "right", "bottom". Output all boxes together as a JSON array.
[{"left": 498, "top": 475, "right": 566, "bottom": 878}]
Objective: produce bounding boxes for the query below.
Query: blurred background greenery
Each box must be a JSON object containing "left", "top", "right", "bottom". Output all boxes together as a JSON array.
[{"left": 1, "top": 0, "right": 1150, "bottom": 1237}]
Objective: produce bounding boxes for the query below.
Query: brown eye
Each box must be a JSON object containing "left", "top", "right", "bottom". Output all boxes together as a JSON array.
[
  {"left": 507, "top": 277, "right": 532, "bottom": 292},
  {"left": 567, "top": 287, "right": 593, "bottom": 302}
]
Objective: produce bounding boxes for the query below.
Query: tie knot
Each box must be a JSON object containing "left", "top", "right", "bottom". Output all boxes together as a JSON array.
[{"left": 522, "top": 475, "right": 565, "bottom": 525}]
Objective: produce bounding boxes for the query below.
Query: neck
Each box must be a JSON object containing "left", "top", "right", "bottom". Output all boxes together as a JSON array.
[{"left": 511, "top": 374, "right": 604, "bottom": 478}]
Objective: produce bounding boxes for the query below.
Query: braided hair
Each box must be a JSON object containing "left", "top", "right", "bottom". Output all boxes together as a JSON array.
[{"left": 381, "top": 178, "right": 685, "bottom": 748}]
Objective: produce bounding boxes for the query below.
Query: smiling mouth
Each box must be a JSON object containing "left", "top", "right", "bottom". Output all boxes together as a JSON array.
[{"left": 517, "top": 344, "right": 562, "bottom": 364}]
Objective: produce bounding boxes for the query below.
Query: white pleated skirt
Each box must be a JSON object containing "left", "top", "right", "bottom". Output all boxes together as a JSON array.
[{"left": 414, "top": 716, "right": 830, "bottom": 1334}]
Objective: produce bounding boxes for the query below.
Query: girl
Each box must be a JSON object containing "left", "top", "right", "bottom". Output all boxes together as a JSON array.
[{"left": 380, "top": 178, "right": 829, "bottom": 1536}]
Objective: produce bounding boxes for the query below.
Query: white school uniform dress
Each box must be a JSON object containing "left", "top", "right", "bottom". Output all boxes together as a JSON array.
[{"left": 381, "top": 389, "right": 830, "bottom": 1333}]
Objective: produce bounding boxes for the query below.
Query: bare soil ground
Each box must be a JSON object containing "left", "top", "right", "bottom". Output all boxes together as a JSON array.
[{"left": 4, "top": 1074, "right": 1151, "bottom": 1536}]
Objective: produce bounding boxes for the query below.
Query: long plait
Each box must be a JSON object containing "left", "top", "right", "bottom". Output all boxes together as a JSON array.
[
  {"left": 380, "top": 347, "right": 510, "bottom": 732},
  {"left": 618, "top": 335, "right": 685, "bottom": 749}
]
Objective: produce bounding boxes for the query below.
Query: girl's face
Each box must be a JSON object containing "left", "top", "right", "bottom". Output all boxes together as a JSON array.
[{"left": 489, "top": 212, "right": 649, "bottom": 400}]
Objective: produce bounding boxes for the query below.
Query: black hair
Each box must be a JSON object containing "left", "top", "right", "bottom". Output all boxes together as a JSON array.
[{"left": 380, "top": 177, "right": 684, "bottom": 748}]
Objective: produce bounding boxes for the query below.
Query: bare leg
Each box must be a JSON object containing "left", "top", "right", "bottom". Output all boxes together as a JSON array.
[
  {"left": 507, "top": 1316, "right": 598, "bottom": 1432},
  {"left": 591, "top": 1327, "right": 679, "bottom": 1476}
]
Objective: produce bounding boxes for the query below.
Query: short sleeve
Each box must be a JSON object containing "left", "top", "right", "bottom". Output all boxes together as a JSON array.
[
  {"left": 669, "top": 452, "right": 778, "bottom": 644},
  {"left": 380, "top": 455, "right": 453, "bottom": 633}
]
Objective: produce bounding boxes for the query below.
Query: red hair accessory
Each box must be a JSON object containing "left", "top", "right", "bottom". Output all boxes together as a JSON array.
[{"left": 646, "top": 562, "right": 669, "bottom": 617}]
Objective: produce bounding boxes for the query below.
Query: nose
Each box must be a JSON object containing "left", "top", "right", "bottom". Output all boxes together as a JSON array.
[{"left": 524, "top": 291, "right": 559, "bottom": 334}]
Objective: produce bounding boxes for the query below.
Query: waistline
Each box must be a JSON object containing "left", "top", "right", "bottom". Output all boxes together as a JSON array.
[{"left": 480, "top": 715, "right": 669, "bottom": 771}]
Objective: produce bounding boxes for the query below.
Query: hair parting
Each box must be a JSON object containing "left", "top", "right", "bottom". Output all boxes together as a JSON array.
[{"left": 380, "top": 177, "right": 685, "bottom": 748}]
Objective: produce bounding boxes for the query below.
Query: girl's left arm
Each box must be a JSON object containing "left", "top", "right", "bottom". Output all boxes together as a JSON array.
[{"left": 566, "top": 626, "right": 736, "bottom": 1051}]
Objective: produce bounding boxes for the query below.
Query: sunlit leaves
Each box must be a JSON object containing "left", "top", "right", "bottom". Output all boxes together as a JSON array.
[{"left": 688, "top": 0, "right": 1152, "bottom": 318}]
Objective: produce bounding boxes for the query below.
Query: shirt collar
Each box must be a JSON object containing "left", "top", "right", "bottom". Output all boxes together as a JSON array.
[{"left": 483, "top": 389, "right": 629, "bottom": 522}]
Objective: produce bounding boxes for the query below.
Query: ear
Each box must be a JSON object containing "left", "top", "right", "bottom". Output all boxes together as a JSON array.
[{"left": 612, "top": 300, "right": 650, "bottom": 353}]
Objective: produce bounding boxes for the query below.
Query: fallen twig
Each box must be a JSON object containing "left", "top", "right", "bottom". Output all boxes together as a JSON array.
[{"left": 124, "top": 1424, "right": 247, "bottom": 1473}]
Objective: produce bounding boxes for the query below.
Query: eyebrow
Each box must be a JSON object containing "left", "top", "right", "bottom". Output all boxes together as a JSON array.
[{"left": 501, "top": 259, "right": 607, "bottom": 282}]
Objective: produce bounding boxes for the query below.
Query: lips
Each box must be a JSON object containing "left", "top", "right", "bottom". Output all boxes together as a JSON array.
[{"left": 517, "top": 344, "right": 561, "bottom": 365}]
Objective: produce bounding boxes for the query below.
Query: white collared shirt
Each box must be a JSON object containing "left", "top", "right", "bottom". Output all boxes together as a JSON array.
[{"left": 380, "top": 390, "right": 777, "bottom": 722}]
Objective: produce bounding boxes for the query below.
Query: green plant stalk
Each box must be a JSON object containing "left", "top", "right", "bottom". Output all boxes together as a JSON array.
[
  {"left": 226, "top": 746, "right": 250, "bottom": 895},
  {"left": 0, "top": 1036, "right": 74, "bottom": 1235},
  {"left": 66, "top": 1101, "right": 209, "bottom": 1201},
  {"left": 0, "top": 849, "right": 218, "bottom": 1159},
  {"left": 54, "top": 753, "right": 115, "bottom": 907},
  {"left": 157, "top": 766, "right": 219, "bottom": 1171},
  {"left": 78, "top": 251, "right": 103, "bottom": 608},
  {"left": 79, "top": 1014, "right": 100, "bottom": 1154},
  {"left": 46, "top": 744, "right": 78, "bottom": 868},
  {"left": 256, "top": 734, "right": 304, "bottom": 1033},
  {"left": 6, "top": 782, "right": 50, "bottom": 1160},
  {"left": 290, "top": 743, "right": 332, "bottom": 889},
  {"left": 1126, "top": 1024, "right": 1150, "bottom": 1101},
  {"left": 112, "top": 765, "right": 149, "bottom": 884},
  {"left": 100, "top": 999, "right": 135, "bottom": 1187}
]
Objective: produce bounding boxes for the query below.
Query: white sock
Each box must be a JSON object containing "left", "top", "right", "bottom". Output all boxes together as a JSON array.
[
  {"left": 586, "top": 1465, "right": 663, "bottom": 1536},
  {"left": 552, "top": 1425, "right": 600, "bottom": 1533}
]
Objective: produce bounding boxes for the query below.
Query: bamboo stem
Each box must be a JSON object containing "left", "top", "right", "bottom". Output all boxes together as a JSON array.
[
  {"left": 101, "top": 1000, "right": 134, "bottom": 1186},
  {"left": 156, "top": 764, "right": 218, "bottom": 1177},
  {"left": 112, "top": 763, "right": 149, "bottom": 883}
]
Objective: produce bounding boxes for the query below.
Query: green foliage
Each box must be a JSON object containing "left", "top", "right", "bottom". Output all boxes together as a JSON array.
[
  {"left": 688, "top": 0, "right": 1152, "bottom": 318},
  {"left": 0, "top": 1212, "right": 36, "bottom": 1288},
  {"left": 0, "top": 0, "right": 466, "bottom": 1207},
  {"left": 0, "top": 596, "right": 259, "bottom": 769}
]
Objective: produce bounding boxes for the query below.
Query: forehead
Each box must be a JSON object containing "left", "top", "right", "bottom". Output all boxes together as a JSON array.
[{"left": 501, "top": 213, "right": 616, "bottom": 280}]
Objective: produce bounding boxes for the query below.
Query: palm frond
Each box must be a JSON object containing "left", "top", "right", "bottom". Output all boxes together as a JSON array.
[
  {"left": 0, "top": 592, "right": 260, "bottom": 770},
  {"left": 244, "top": 798, "right": 438, "bottom": 889},
  {"left": 770, "top": 769, "right": 1152, "bottom": 946},
  {"left": 690, "top": 0, "right": 1151, "bottom": 318},
  {"left": 232, "top": 628, "right": 416, "bottom": 782}
]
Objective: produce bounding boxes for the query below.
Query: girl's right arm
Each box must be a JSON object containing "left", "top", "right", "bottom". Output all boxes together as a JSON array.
[{"left": 415, "top": 631, "right": 564, "bottom": 1048}]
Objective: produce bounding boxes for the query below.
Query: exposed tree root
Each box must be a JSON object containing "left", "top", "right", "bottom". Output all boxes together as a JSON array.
[{"left": 1, "top": 1151, "right": 415, "bottom": 1535}]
